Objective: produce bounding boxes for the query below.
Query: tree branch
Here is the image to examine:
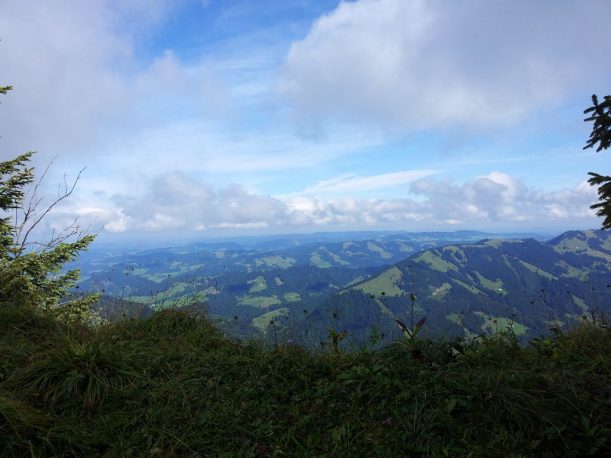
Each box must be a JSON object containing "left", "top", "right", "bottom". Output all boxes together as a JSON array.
[{"left": 14, "top": 166, "right": 85, "bottom": 257}]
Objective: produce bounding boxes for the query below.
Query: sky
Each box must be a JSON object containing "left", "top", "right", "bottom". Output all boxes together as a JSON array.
[{"left": 1, "top": 0, "right": 610, "bottom": 241}]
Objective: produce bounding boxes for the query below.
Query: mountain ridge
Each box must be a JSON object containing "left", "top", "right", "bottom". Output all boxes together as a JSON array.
[
  {"left": 295, "top": 229, "right": 611, "bottom": 347},
  {"left": 74, "top": 229, "right": 610, "bottom": 347}
]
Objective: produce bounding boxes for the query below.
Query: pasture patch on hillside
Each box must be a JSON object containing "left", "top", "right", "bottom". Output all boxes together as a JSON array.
[{"left": 357, "top": 267, "right": 403, "bottom": 297}]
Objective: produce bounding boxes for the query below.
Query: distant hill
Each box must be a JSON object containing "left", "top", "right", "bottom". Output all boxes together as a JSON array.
[
  {"left": 74, "top": 229, "right": 611, "bottom": 346},
  {"left": 298, "top": 229, "right": 611, "bottom": 347},
  {"left": 76, "top": 231, "right": 520, "bottom": 309},
  {"left": 75, "top": 230, "right": 540, "bottom": 279}
]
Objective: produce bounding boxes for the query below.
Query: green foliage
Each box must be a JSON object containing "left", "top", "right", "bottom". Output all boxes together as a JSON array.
[
  {"left": 584, "top": 94, "right": 611, "bottom": 152},
  {"left": 0, "top": 234, "right": 97, "bottom": 310},
  {"left": 0, "top": 84, "right": 98, "bottom": 318},
  {"left": 0, "top": 152, "right": 34, "bottom": 257},
  {"left": 395, "top": 315, "right": 427, "bottom": 344},
  {"left": 587, "top": 172, "right": 611, "bottom": 229},
  {"left": 1, "top": 307, "right": 610, "bottom": 456},
  {"left": 584, "top": 94, "right": 611, "bottom": 229}
]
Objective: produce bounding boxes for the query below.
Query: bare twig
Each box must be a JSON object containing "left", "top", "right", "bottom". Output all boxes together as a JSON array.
[{"left": 9, "top": 156, "right": 86, "bottom": 257}]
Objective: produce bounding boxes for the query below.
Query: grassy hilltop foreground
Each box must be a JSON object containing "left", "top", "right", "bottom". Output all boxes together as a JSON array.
[{"left": 1, "top": 305, "right": 610, "bottom": 457}]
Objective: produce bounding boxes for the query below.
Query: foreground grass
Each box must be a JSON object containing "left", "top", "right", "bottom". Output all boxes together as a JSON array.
[{"left": 1, "top": 306, "right": 610, "bottom": 457}]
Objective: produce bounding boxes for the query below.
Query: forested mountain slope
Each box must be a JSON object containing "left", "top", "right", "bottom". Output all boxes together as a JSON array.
[
  {"left": 299, "top": 230, "right": 611, "bottom": 347},
  {"left": 76, "top": 231, "right": 536, "bottom": 333},
  {"left": 76, "top": 230, "right": 610, "bottom": 346}
]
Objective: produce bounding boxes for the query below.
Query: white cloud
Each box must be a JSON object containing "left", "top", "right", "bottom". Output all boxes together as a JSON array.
[
  {"left": 106, "top": 172, "right": 288, "bottom": 232},
  {"left": 0, "top": 0, "right": 234, "bottom": 166},
  {"left": 0, "top": 0, "right": 130, "bottom": 158},
  {"left": 68, "top": 170, "right": 599, "bottom": 234},
  {"left": 409, "top": 172, "right": 597, "bottom": 225},
  {"left": 1, "top": 0, "right": 604, "bottom": 239},
  {"left": 280, "top": 0, "right": 611, "bottom": 130},
  {"left": 1, "top": 0, "right": 387, "bottom": 183}
]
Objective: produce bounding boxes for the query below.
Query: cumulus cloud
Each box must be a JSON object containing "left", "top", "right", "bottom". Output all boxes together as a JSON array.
[
  {"left": 0, "top": 0, "right": 229, "bottom": 164},
  {"left": 280, "top": 0, "right": 611, "bottom": 130},
  {"left": 2, "top": 1, "right": 603, "bottom": 238},
  {"left": 0, "top": 0, "right": 384, "bottom": 181},
  {"left": 74, "top": 170, "right": 598, "bottom": 233},
  {"left": 0, "top": 0, "right": 129, "bottom": 157},
  {"left": 107, "top": 172, "right": 288, "bottom": 232},
  {"left": 409, "top": 172, "right": 597, "bottom": 225}
]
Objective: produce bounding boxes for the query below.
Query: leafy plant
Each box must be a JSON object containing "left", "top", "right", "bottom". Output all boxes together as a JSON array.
[
  {"left": 394, "top": 292, "right": 427, "bottom": 346},
  {"left": 394, "top": 315, "right": 427, "bottom": 344},
  {"left": 584, "top": 94, "right": 611, "bottom": 229}
]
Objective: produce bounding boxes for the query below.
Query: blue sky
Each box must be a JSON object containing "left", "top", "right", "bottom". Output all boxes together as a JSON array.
[{"left": 1, "top": 0, "right": 610, "bottom": 240}]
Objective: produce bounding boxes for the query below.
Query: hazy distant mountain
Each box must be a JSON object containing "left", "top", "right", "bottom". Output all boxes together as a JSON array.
[{"left": 75, "top": 230, "right": 541, "bottom": 281}]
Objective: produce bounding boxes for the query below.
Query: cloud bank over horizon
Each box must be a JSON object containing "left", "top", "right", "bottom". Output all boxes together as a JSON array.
[{"left": 47, "top": 170, "right": 596, "bottom": 237}]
